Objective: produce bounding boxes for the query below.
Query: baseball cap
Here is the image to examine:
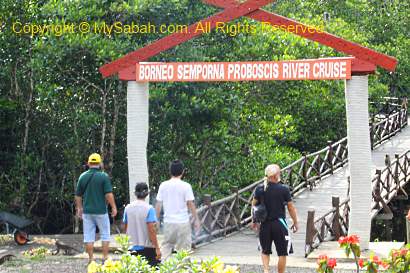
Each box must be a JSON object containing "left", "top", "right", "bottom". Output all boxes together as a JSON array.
[{"left": 88, "top": 153, "right": 101, "bottom": 164}]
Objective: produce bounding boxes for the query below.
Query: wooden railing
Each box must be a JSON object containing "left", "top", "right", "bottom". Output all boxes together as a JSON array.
[
  {"left": 370, "top": 105, "right": 408, "bottom": 149},
  {"left": 304, "top": 197, "right": 350, "bottom": 256},
  {"left": 371, "top": 151, "right": 410, "bottom": 218},
  {"left": 304, "top": 148, "right": 410, "bottom": 257},
  {"left": 192, "top": 98, "right": 407, "bottom": 247}
]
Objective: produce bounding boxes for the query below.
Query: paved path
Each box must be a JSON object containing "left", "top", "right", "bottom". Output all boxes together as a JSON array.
[{"left": 193, "top": 119, "right": 410, "bottom": 264}]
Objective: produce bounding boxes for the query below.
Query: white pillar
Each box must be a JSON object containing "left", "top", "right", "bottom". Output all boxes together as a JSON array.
[
  {"left": 345, "top": 75, "right": 372, "bottom": 249},
  {"left": 127, "top": 81, "right": 149, "bottom": 202}
]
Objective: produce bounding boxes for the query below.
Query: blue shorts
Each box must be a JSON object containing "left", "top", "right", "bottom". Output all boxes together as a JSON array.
[{"left": 83, "top": 214, "right": 110, "bottom": 243}]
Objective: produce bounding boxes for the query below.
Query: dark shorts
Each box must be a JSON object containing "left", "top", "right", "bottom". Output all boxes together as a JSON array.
[
  {"left": 259, "top": 219, "right": 293, "bottom": 256},
  {"left": 129, "top": 247, "right": 161, "bottom": 267}
]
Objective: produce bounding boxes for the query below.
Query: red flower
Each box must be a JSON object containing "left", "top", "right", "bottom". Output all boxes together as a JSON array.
[
  {"left": 318, "top": 254, "right": 328, "bottom": 260},
  {"left": 327, "top": 258, "right": 337, "bottom": 269},
  {"left": 358, "top": 258, "right": 365, "bottom": 268},
  {"left": 381, "top": 261, "right": 389, "bottom": 269},
  {"left": 347, "top": 235, "right": 359, "bottom": 244},
  {"left": 338, "top": 236, "right": 346, "bottom": 245},
  {"left": 392, "top": 250, "right": 399, "bottom": 258},
  {"left": 372, "top": 255, "right": 382, "bottom": 265},
  {"left": 400, "top": 249, "right": 408, "bottom": 256}
]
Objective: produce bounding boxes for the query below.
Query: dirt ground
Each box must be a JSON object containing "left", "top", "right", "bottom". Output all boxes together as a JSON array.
[
  {"left": 0, "top": 235, "right": 358, "bottom": 273},
  {"left": 0, "top": 234, "right": 89, "bottom": 273},
  {"left": 0, "top": 256, "right": 87, "bottom": 273}
]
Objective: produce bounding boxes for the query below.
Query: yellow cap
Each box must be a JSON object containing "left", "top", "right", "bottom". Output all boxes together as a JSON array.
[{"left": 88, "top": 153, "right": 101, "bottom": 164}]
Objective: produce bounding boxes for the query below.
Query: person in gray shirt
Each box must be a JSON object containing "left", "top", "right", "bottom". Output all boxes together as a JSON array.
[{"left": 123, "top": 183, "right": 161, "bottom": 266}]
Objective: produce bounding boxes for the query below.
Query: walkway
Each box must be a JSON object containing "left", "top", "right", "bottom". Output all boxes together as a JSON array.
[{"left": 193, "top": 118, "right": 410, "bottom": 264}]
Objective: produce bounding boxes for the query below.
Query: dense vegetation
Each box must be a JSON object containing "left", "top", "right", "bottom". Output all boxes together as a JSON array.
[{"left": 0, "top": 0, "right": 408, "bottom": 233}]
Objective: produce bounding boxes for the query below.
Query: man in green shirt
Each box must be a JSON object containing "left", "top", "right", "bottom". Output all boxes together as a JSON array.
[{"left": 75, "top": 153, "right": 117, "bottom": 263}]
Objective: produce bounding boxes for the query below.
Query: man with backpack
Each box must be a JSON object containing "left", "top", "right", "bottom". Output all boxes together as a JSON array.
[
  {"left": 251, "top": 164, "right": 298, "bottom": 273},
  {"left": 75, "top": 153, "right": 117, "bottom": 264}
]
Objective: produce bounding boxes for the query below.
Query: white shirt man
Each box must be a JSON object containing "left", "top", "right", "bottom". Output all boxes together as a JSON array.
[{"left": 155, "top": 160, "right": 200, "bottom": 259}]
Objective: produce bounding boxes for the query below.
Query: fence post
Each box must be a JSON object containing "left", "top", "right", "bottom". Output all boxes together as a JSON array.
[
  {"left": 332, "top": 196, "right": 341, "bottom": 240},
  {"left": 233, "top": 186, "right": 240, "bottom": 229},
  {"left": 302, "top": 152, "right": 309, "bottom": 190},
  {"left": 328, "top": 141, "right": 333, "bottom": 174},
  {"left": 347, "top": 176, "right": 351, "bottom": 197},
  {"left": 305, "top": 209, "right": 315, "bottom": 257},
  {"left": 385, "top": 100, "right": 390, "bottom": 116},
  {"left": 385, "top": 155, "right": 391, "bottom": 192},
  {"left": 395, "top": 154, "right": 400, "bottom": 190},
  {"left": 374, "top": 169, "right": 382, "bottom": 210},
  {"left": 287, "top": 168, "right": 293, "bottom": 190},
  {"left": 203, "top": 194, "right": 212, "bottom": 237},
  {"left": 399, "top": 107, "right": 403, "bottom": 131},
  {"left": 404, "top": 153, "right": 409, "bottom": 183},
  {"left": 370, "top": 116, "right": 375, "bottom": 150}
]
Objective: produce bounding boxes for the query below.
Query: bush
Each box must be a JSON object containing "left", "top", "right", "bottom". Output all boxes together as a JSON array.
[
  {"left": 316, "top": 235, "right": 410, "bottom": 273},
  {"left": 88, "top": 250, "right": 239, "bottom": 273},
  {"left": 22, "top": 246, "right": 51, "bottom": 260}
]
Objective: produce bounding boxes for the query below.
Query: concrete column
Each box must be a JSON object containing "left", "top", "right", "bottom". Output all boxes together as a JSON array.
[
  {"left": 345, "top": 75, "right": 372, "bottom": 249},
  {"left": 127, "top": 81, "right": 149, "bottom": 202}
]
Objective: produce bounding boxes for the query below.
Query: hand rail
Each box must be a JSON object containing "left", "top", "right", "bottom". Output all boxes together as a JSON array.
[
  {"left": 304, "top": 148, "right": 410, "bottom": 257},
  {"left": 191, "top": 98, "right": 407, "bottom": 247}
]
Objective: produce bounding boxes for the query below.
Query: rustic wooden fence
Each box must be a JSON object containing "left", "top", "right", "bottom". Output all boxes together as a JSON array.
[
  {"left": 192, "top": 98, "right": 407, "bottom": 247},
  {"left": 304, "top": 149, "right": 410, "bottom": 257},
  {"left": 370, "top": 104, "right": 408, "bottom": 149},
  {"left": 371, "top": 151, "right": 410, "bottom": 218},
  {"left": 304, "top": 197, "right": 350, "bottom": 256}
]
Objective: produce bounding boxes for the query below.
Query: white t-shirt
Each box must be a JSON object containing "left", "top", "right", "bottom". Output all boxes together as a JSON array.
[{"left": 156, "top": 178, "right": 195, "bottom": 223}]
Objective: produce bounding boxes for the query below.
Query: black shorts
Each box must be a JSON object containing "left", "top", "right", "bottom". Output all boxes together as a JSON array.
[
  {"left": 259, "top": 219, "right": 293, "bottom": 256},
  {"left": 129, "top": 247, "right": 161, "bottom": 267}
]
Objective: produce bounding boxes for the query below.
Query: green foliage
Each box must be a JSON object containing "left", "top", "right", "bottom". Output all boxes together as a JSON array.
[
  {"left": 0, "top": 234, "right": 13, "bottom": 246},
  {"left": 87, "top": 251, "right": 239, "bottom": 273},
  {"left": 22, "top": 247, "right": 51, "bottom": 261},
  {"left": 383, "top": 245, "right": 410, "bottom": 273},
  {"left": 0, "top": 0, "right": 408, "bottom": 233},
  {"left": 114, "top": 234, "right": 131, "bottom": 254}
]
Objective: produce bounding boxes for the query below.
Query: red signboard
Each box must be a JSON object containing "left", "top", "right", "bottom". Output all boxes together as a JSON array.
[{"left": 136, "top": 58, "right": 352, "bottom": 82}]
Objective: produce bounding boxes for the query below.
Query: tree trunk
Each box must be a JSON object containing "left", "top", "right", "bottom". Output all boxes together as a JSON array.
[
  {"left": 127, "top": 81, "right": 149, "bottom": 202},
  {"left": 22, "top": 47, "right": 34, "bottom": 154},
  {"left": 107, "top": 84, "right": 120, "bottom": 176},
  {"left": 100, "top": 85, "right": 108, "bottom": 159},
  {"left": 73, "top": 117, "right": 80, "bottom": 233}
]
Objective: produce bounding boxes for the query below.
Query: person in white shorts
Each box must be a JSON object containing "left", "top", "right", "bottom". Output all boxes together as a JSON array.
[{"left": 155, "top": 160, "right": 200, "bottom": 259}]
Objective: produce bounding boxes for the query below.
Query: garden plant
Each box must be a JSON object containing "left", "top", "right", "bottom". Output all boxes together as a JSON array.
[{"left": 316, "top": 235, "right": 410, "bottom": 273}]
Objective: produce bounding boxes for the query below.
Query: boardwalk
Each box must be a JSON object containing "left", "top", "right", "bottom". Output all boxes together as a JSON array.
[{"left": 193, "top": 118, "right": 410, "bottom": 264}]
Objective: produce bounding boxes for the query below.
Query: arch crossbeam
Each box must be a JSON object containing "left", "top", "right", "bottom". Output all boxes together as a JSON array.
[
  {"left": 100, "top": 0, "right": 276, "bottom": 78},
  {"left": 99, "top": 0, "right": 397, "bottom": 78},
  {"left": 203, "top": 0, "right": 397, "bottom": 72}
]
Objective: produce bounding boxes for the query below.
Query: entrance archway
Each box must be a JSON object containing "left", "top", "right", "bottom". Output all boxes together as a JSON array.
[{"left": 98, "top": 0, "right": 397, "bottom": 249}]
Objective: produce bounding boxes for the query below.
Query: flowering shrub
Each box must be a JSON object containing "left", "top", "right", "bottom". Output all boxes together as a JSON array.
[
  {"left": 22, "top": 246, "right": 51, "bottom": 260},
  {"left": 0, "top": 234, "right": 13, "bottom": 246},
  {"left": 114, "top": 234, "right": 130, "bottom": 254},
  {"left": 316, "top": 255, "right": 337, "bottom": 273},
  {"left": 337, "top": 235, "right": 362, "bottom": 272},
  {"left": 338, "top": 235, "right": 360, "bottom": 259},
  {"left": 316, "top": 235, "right": 409, "bottom": 273},
  {"left": 383, "top": 245, "right": 410, "bottom": 273},
  {"left": 88, "top": 251, "right": 240, "bottom": 273},
  {"left": 358, "top": 253, "right": 389, "bottom": 273}
]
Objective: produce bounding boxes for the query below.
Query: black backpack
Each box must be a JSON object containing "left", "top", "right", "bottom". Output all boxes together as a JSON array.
[{"left": 252, "top": 185, "right": 267, "bottom": 223}]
